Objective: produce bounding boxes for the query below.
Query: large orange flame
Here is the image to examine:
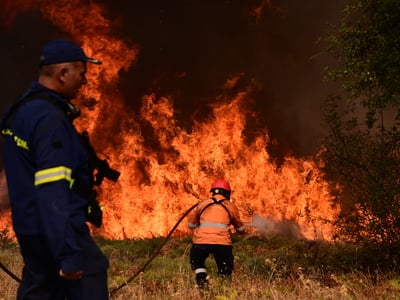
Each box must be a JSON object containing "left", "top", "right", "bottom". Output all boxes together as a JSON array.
[{"left": 0, "top": 0, "right": 340, "bottom": 240}]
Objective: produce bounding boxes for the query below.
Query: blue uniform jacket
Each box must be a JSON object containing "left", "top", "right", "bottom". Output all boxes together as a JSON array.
[{"left": 1, "top": 81, "right": 92, "bottom": 273}]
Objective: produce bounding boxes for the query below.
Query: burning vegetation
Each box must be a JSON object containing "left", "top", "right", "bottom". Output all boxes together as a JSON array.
[{"left": 0, "top": 0, "right": 340, "bottom": 241}]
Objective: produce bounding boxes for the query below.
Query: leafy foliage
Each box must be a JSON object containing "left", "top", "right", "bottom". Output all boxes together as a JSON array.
[
  {"left": 325, "top": 0, "right": 400, "bottom": 107},
  {"left": 321, "top": 0, "right": 400, "bottom": 244}
]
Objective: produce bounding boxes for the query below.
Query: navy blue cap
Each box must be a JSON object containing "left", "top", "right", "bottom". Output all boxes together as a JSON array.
[{"left": 39, "top": 39, "right": 102, "bottom": 66}]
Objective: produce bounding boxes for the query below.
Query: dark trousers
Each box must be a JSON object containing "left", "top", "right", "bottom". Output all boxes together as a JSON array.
[
  {"left": 190, "top": 244, "right": 234, "bottom": 281},
  {"left": 16, "top": 225, "right": 109, "bottom": 300}
]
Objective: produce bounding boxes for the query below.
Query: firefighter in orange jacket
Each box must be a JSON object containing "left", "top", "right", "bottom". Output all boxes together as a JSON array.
[{"left": 187, "top": 179, "right": 245, "bottom": 287}]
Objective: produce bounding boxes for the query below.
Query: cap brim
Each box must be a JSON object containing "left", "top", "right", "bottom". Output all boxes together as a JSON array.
[{"left": 86, "top": 57, "right": 102, "bottom": 65}]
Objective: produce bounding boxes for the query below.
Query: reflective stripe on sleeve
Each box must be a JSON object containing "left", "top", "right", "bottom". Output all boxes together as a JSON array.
[
  {"left": 199, "top": 222, "right": 229, "bottom": 230},
  {"left": 188, "top": 222, "right": 198, "bottom": 229},
  {"left": 236, "top": 225, "right": 246, "bottom": 232},
  {"left": 34, "top": 166, "right": 73, "bottom": 186}
]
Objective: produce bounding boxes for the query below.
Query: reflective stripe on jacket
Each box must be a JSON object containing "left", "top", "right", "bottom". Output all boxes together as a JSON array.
[{"left": 187, "top": 194, "right": 245, "bottom": 245}]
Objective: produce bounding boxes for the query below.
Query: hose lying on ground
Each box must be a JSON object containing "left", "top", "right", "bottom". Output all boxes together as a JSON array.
[
  {"left": 108, "top": 202, "right": 199, "bottom": 298},
  {"left": 0, "top": 260, "right": 21, "bottom": 283}
]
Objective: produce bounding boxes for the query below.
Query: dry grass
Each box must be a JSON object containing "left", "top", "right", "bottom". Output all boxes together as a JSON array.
[
  {"left": 1, "top": 235, "right": 400, "bottom": 299},
  {"left": 107, "top": 271, "right": 400, "bottom": 300}
]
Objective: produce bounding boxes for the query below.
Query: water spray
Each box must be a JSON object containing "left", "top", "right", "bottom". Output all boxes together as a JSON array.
[{"left": 246, "top": 215, "right": 302, "bottom": 239}]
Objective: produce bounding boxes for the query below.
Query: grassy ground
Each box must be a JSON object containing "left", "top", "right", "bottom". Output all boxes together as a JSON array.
[{"left": 1, "top": 233, "right": 400, "bottom": 299}]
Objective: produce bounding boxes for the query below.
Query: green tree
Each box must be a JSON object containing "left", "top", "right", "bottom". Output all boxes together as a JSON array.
[{"left": 322, "top": 0, "right": 400, "bottom": 244}]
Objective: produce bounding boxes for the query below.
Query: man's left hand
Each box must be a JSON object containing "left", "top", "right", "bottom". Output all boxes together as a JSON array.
[{"left": 59, "top": 269, "right": 83, "bottom": 280}]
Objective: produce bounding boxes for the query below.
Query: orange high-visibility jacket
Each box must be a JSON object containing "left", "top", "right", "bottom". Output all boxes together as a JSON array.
[{"left": 188, "top": 194, "right": 245, "bottom": 245}]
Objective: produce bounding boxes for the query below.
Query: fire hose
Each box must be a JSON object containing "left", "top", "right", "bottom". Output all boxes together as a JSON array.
[
  {"left": 0, "top": 202, "right": 199, "bottom": 297},
  {"left": 0, "top": 260, "right": 21, "bottom": 283},
  {"left": 108, "top": 202, "right": 199, "bottom": 297}
]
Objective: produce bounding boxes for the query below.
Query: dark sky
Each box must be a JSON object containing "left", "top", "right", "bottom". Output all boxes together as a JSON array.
[{"left": 0, "top": 0, "right": 346, "bottom": 157}]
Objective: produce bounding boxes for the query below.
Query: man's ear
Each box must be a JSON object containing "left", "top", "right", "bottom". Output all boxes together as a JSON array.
[{"left": 56, "top": 64, "right": 69, "bottom": 83}]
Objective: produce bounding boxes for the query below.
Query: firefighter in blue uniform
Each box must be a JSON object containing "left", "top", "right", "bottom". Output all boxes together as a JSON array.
[{"left": 1, "top": 39, "right": 109, "bottom": 299}]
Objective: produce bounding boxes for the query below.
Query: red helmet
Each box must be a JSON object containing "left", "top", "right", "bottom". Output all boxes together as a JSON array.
[{"left": 210, "top": 179, "right": 231, "bottom": 192}]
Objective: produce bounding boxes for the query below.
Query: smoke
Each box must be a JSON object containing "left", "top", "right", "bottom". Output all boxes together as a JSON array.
[
  {"left": 102, "top": 0, "right": 347, "bottom": 157},
  {"left": 247, "top": 215, "right": 302, "bottom": 239}
]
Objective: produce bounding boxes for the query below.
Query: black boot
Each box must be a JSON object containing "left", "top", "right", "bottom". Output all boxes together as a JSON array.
[{"left": 196, "top": 272, "right": 208, "bottom": 288}]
